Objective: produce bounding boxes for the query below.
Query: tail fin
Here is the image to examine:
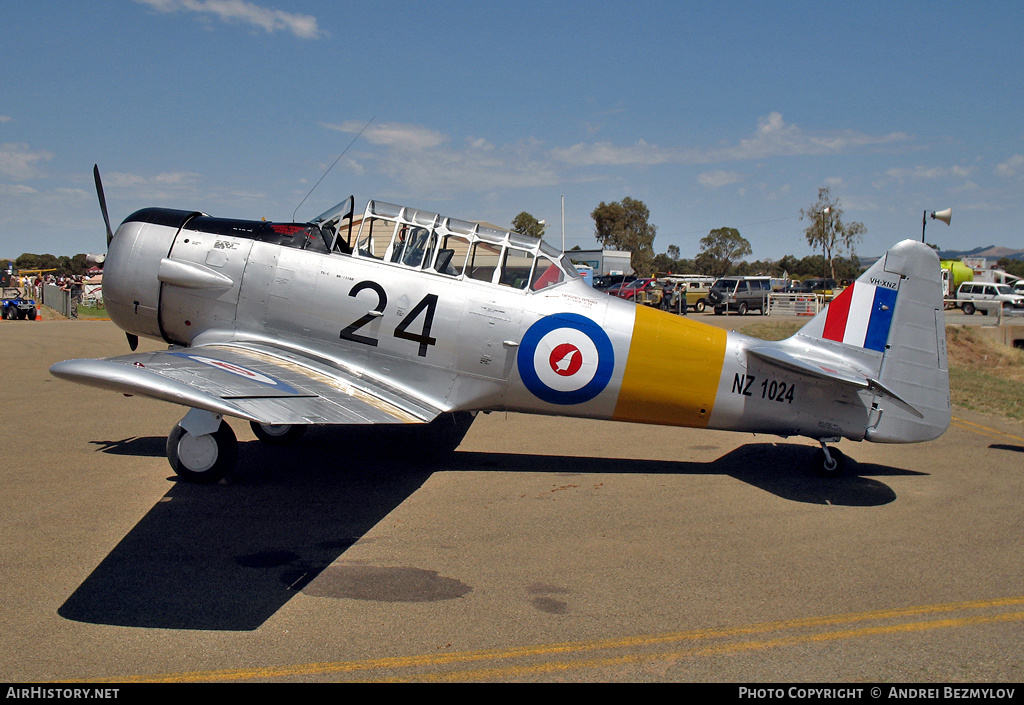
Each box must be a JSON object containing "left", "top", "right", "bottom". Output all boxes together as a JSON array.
[{"left": 795, "top": 240, "right": 950, "bottom": 442}]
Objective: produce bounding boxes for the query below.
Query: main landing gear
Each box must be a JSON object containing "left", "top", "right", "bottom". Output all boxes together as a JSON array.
[
  {"left": 166, "top": 409, "right": 239, "bottom": 484},
  {"left": 165, "top": 409, "right": 477, "bottom": 484},
  {"left": 165, "top": 410, "right": 308, "bottom": 484}
]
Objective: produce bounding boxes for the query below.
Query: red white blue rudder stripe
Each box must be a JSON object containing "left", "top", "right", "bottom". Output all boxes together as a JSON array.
[{"left": 821, "top": 282, "right": 898, "bottom": 353}]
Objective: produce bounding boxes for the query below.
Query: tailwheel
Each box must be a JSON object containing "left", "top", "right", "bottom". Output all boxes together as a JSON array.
[
  {"left": 250, "top": 422, "right": 307, "bottom": 445},
  {"left": 167, "top": 413, "right": 238, "bottom": 484},
  {"left": 814, "top": 441, "right": 846, "bottom": 478}
]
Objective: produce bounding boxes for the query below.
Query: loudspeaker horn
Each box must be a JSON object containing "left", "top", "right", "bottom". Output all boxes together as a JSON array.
[{"left": 931, "top": 207, "right": 952, "bottom": 225}]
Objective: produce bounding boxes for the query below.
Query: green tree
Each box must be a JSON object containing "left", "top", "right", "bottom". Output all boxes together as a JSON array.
[
  {"left": 997, "top": 257, "right": 1024, "bottom": 278},
  {"left": 695, "top": 227, "right": 751, "bottom": 277},
  {"left": 511, "top": 212, "right": 546, "bottom": 239},
  {"left": 591, "top": 197, "right": 657, "bottom": 275},
  {"left": 800, "top": 187, "right": 866, "bottom": 280}
]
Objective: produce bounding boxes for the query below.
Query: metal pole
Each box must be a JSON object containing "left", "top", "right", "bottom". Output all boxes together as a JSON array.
[{"left": 561, "top": 195, "right": 565, "bottom": 253}]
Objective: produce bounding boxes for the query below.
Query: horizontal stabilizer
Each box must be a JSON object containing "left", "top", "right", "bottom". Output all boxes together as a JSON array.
[{"left": 747, "top": 346, "right": 923, "bottom": 418}]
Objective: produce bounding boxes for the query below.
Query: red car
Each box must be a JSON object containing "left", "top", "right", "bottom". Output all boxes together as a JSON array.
[{"left": 615, "top": 278, "right": 657, "bottom": 300}]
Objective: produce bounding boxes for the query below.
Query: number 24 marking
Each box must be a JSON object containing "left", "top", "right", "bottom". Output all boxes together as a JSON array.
[{"left": 339, "top": 280, "right": 438, "bottom": 357}]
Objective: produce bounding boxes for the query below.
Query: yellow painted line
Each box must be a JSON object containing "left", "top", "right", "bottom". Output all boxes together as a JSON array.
[
  {"left": 395, "top": 610, "right": 1024, "bottom": 683},
  {"left": 950, "top": 416, "right": 1024, "bottom": 443},
  {"left": 61, "top": 595, "right": 1024, "bottom": 683}
]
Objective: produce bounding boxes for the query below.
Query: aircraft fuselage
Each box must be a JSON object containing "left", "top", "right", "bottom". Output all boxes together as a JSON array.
[{"left": 99, "top": 202, "right": 900, "bottom": 445}]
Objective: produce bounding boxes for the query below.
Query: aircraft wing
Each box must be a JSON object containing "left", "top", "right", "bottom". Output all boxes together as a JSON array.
[{"left": 49, "top": 342, "right": 442, "bottom": 425}]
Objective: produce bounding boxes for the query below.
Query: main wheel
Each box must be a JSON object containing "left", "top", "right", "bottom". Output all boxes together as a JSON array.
[
  {"left": 167, "top": 420, "right": 238, "bottom": 483},
  {"left": 250, "top": 421, "right": 306, "bottom": 445}
]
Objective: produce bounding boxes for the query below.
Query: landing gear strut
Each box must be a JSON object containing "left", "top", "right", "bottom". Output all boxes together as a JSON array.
[
  {"left": 814, "top": 439, "right": 846, "bottom": 478},
  {"left": 167, "top": 409, "right": 238, "bottom": 483}
]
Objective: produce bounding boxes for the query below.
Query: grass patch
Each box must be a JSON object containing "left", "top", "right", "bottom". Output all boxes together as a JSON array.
[
  {"left": 741, "top": 321, "right": 802, "bottom": 341},
  {"left": 945, "top": 326, "right": 1024, "bottom": 420},
  {"left": 741, "top": 321, "right": 1024, "bottom": 422},
  {"left": 75, "top": 303, "right": 109, "bottom": 319}
]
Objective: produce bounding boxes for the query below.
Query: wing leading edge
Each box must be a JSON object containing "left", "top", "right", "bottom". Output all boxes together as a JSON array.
[{"left": 49, "top": 342, "right": 442, "bottom": 426}]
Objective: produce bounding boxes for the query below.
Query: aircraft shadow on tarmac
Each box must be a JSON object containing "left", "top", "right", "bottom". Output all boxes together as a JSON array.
[{"left": 60, "top": 428, "right": 923, "bottom": 632}]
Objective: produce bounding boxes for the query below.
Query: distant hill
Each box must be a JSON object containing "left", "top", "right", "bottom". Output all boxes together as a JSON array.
[{"left": 936, "top": 245, "right": 1024, "bottom": 261}]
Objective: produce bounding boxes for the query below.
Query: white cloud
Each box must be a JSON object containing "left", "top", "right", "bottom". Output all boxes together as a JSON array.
[
  {"left": 315, "top": 113, "right": 912, "bottom": 202},
  {"left": 0, "top": 183, "right": 38, "bottom": 195},
  {"left": 549, "top": 113, "right": 908, "bottom": 168},
  {"left": 322, "top": 122, "right": 558, "bottom": 198},
  {"left": 711, "top": 112, "right": 909, "bottom": 162},
  {"left": 995, "top": 154, "right": 1024, "bottom": 178},
  {"left": 551, "top": 139, "right": 674, "bottom": 168},
  {"left": 697, "top": 170, "right": 744, "bottom": 189},
  {"left": 873, "top": 164, "right": 975, "bottom": 189},
  {"left": 102, "top": 170, "right": 204, "bottom": 201},
  {"left": 0, "top": 143, "right": 54, "bottom": 180},
  {"left": 323, "top": 121, "right": 448, "bottom": 152},
  {"left": 134, "top": 0, "right": 325, "bottom": 39},
  {"left": 883, "top": 165, "right": 974, "bottom": 180}
]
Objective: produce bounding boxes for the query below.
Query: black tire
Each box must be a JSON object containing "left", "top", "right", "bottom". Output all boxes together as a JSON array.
[
  {"left": 962, "top": 302, "right": 975, "bottom": 315},
  {"left": 695, "top": 299, "right": 706, "bottom": 313},
  {"left": 737, "top": 302, "right": 748, "bottom": 315},
  {"left": 814, "top": 447, "right": 846, "bottom": 478},
  {"left": 250, "top": 421, "right": 307, "bottom": 445},
  {"left": 707, "top": 289, "right": 723, "bottom": 305},
  {"left": 166, "top": 420, "right": 238, "bottom": 484},
  {"left": 27, "top": 308, "right": 36, "bottom": 320}
]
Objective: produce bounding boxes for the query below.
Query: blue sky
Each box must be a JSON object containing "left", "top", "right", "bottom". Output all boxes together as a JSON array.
[{"left": 2, "top": 0, "right": 1022, "bottom": 262}]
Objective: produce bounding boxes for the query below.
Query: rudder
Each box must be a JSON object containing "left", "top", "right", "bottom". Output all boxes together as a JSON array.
[{"left": 795, "top": 240, "right": 950, "bottom": 442}]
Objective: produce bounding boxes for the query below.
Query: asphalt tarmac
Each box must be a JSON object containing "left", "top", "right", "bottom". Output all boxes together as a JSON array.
[{"left": 2, "top": 317, "right": 1022, "bottom": 683}]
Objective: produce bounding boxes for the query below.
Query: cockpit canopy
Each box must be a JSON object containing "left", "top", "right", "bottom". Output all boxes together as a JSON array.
[
  {"left": 126, "top": 197, "right": 578, "bottom": 293},
  {"left": 351, "top": 201, "right": 578, "bottom": 292}
]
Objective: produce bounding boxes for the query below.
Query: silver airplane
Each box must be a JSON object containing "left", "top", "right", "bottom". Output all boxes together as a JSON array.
[{"left": 50, "top": 167, "right": 951, "bottom": 483}]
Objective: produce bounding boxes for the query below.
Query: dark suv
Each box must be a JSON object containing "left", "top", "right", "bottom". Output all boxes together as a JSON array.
[{"left": 707, "top": 276, "right": 771, "bottom": 315}]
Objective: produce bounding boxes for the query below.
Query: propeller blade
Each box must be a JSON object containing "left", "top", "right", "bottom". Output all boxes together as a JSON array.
[{"left": 93, "top": 164, "right": 114, "bottom": 246}]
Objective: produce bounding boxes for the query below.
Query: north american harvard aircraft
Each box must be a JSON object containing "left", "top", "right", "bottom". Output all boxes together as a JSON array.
[{"left": 50, "top": 167, "right": 950, "bottom": 483}]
